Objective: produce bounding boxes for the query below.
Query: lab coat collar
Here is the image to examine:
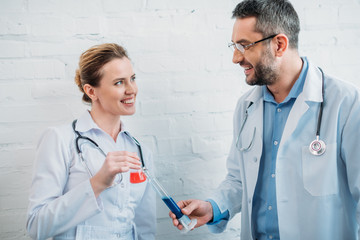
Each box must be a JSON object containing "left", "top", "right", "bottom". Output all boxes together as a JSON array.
[
  {"left": 244, "top": 85, "right": 263, "bottom": 112},
  {"left": 244, "top": 58, "right": 323, "bottom": 106},
  {"left": 302, "top": 59, "right": 323, "bottom": 103},
  {"left": 279, "top": 59, "right": 323, "bottom": 149},
  {"left": 75, "top": 111, "right": 126, "bottom": 134}
]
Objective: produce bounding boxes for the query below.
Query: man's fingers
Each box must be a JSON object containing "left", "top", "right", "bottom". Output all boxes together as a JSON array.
[{"left": 181, "top": 200, "right": 197, "bottom": 215}]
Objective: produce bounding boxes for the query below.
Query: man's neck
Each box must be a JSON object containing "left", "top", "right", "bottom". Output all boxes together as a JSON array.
[{"left": 267, "top": 55, "right": 303, "bottom": 103}]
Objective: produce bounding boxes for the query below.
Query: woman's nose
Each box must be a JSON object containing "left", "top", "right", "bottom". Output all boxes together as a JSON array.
[{"left": 125, "top": 81, "right": 137, "bottom": 94}]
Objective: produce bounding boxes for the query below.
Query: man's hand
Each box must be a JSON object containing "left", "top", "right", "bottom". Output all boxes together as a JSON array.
[{"left": 169, "top": 199, "right": 213, "bottom": 230}]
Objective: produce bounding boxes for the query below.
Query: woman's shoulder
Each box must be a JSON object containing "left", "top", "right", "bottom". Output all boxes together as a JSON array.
[{"left": 38, "top": 121, "right": 76, "bottom": 149}]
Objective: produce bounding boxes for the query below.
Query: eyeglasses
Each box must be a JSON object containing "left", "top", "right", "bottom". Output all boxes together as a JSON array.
[{"left": 228, "top": 34, "right": 278, "bottom": 54}]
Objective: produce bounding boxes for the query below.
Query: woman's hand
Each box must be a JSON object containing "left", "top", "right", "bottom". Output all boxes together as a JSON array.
[
  {"left": 90, "top": 151, "right": 141, "bottom": 196},
  {"left": 169, "top": 199, "right": 214, "bottom": 230}
]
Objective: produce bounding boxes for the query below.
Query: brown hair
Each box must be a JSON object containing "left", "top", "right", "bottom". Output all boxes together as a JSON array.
[{"left": 74, "top": 43, "right": 129, "bottom": 103}]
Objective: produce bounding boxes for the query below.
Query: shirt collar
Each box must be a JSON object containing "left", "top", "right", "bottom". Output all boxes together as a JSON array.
[
  {"left": 75, "top": 111, "right": 126, "bottom": 133},
  {"left": 263, "top": 57, "right": 309, "bottom": 104}
]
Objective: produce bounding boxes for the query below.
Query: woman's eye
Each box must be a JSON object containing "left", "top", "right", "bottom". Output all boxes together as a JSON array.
[{"left": 115, "top": 81, "right": 123, "bottom": 85}]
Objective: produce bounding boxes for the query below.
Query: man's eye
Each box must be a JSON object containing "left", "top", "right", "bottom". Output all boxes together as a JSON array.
[{"left": 115, "top": 81, "right": 124, "bottom": 85}]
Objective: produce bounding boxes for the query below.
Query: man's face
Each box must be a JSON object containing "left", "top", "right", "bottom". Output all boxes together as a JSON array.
[{"left": 231, "top": 17, "right": 279, "bottom": 86}]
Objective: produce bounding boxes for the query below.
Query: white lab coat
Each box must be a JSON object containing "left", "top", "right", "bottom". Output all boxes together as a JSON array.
[
  {"left": 26, "top": 112, "right": 156, "bottom": 240},
  {"left": 208, "top": 60, "right": 360, "bottom": 239}
]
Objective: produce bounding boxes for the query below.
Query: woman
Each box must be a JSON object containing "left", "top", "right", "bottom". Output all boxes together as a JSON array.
[{"left": 26, "top": 43, "right": 156, "bottom": 240}]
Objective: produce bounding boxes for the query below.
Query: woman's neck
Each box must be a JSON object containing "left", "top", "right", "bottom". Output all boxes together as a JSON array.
[{"left": 89, "top": 109, "right": 121, "bottom": 142}]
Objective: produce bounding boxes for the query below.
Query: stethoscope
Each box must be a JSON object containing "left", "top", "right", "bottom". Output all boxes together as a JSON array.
[
  {"left": 236, "top": 67, "right": 326, "bottom": 156},
  {"left": 72, "top": 120, "right": 146, "bottom": 187}
]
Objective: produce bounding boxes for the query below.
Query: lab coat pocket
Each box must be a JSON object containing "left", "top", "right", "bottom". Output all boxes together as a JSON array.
[
  {"left": 75, "top": 224, "right": 133, "bottom": 240},
  {"left": 130, "top": 179, "right": 147, "bottom": 206},
  {"left": 301, "top": 144, "right": 338, "bottom": 196}
]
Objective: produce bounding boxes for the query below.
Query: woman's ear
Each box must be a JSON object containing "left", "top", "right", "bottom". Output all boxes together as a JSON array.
[
  {"left": 83, "top": 84, "right": 98, "bottom": 101},
  {"left": 273, "top": 34, "right": 289, "bottom": 57}
]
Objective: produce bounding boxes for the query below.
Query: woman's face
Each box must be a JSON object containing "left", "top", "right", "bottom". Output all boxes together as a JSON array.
[{"left": 92, "top": 57, "right": 138, "bottom": 117}]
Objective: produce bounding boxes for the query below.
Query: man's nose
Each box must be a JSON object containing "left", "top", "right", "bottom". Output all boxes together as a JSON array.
[{"left": 232, "top": 49, "right": 244, "bottom": 64}]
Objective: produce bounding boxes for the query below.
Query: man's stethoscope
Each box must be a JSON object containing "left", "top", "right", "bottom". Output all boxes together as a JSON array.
[
  {"left": 236, "top": 67, "right": 326, "bottom": 156},
  {"left": 72, "top": 120, "right": 146, "bottom": 187}
]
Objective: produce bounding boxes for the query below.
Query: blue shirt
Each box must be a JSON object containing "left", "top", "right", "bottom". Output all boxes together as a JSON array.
[
  {"left": 208, "top": 58, "right": 309, "bottom": 238},
  {"left": 207, "top": 58, "right": 360, "bottom": 240},
  {"left": 252, "top": 58, "right": 308, "bottom": 240}
]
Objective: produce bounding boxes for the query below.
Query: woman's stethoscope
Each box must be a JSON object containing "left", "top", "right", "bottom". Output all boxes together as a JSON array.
[
  {"left": 72, "top": 120, "right": 146, "bottom": 187},
  {"left": 236, "top": 67, "right": 326, "bottom": 156}
]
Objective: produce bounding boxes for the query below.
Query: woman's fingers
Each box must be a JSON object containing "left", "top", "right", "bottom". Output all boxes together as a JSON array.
[{"left": 105, "top": 151, "right": 142, "bottom": 172}]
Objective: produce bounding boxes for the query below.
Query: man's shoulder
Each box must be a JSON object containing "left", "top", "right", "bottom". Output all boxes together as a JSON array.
[{"left": 325, "top": 73, "right": 360, "bottom": 99}]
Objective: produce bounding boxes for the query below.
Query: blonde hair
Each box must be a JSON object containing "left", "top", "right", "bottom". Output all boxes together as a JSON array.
[{"left": 75, "top": 43, "right": 129, "bottom": 103}]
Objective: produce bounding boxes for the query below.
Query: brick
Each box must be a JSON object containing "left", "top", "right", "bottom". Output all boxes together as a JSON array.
[
  {"left": 303, "top": 6, "right": 338, "bottom": 29},
  {"left": 105, "top": 16, "right": 137, "bottom": 36},
  {"left": 139, "top": 100, "right": 166, "bottom": 116},
  {"left": 0, "top": 60, "right": 16, "bottom": 79},
  {"left": 31, "top": 80, "right": 78, "bottom": 99},
  {"left": 0, "top": 148, "right": 35, "bottom": 169},
  {"left": 0, "top": 0, "right": 25, "bottom": 13},
  {"left": 103, "top": 0, "right": 144, "bottom": 12},
  {"left": 192, "top": 114, "right": 216, "bottom": 133},
  {"left": 122, "top": 116, "right": 171, "bottom": 137},
  {"left": 12, "top": 59, "right": 66, "bottom": 79},
  {"left": 73, "top": 17, "right": 101, "bottom": 35},
  {"left": 339, "top": 4, "right": 360, "bottom": 24},
  {"left": 28, "top": 0, "right": 59, "bottom": 13},
  {"left": 0, "top": 123, "right": 48, "bottom": 144},
  {"left": 0, "top": 104, "right": 72, "bottom": 123},
  {"left": 191, "top": 135, "right": 223, "bottom": 154},
  {"left": 0, "top": 16, "right": 27, "bottom": 35},
  {"left": 0, "top": 82, "right": 32, "bottom": 102},
  {"left": 29, "top": 16, "right": 73, "bottom": 37},
  {"left": 30, "top": 39, "right": 99, "bottom": 57},
  {"left": 0, "top": 40, "right": 26, "bottom": 58},
  {"left": 63, "top": 0, "right": 103, "bottom": 17},
  {"left": 214, "top": 112, "right": 233, "bottom": 131},
  {"left": 147, "top": 0, "right": 230, "bottom": 10}
]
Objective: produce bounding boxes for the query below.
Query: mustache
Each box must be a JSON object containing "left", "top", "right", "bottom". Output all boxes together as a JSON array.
[{"left": 239, "top": 60, "right": 252, "bottom": 67}]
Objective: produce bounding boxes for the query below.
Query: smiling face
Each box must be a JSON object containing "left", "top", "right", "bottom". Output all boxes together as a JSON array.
[
  {"left": 231, "top": 17, "right": 279, "bottom": 86},
  {"left": 89, "top": 57, "right": 138, "bottom": 117}
]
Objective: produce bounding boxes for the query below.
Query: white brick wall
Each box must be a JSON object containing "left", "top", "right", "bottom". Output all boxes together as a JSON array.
[{"left": 0, "top": 0, "right": 359, "bottom": 239}]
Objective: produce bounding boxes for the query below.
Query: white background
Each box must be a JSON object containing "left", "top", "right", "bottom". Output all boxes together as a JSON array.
[{"left": 0, "top": 0, "right": 359, "bottom": 239}]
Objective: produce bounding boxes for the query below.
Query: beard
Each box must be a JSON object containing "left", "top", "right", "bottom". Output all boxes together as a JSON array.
[{"left": 245, "top": 47, "right": 279, "bottom": 86}]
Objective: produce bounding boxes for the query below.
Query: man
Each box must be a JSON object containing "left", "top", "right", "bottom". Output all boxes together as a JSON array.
[{"left": 170, "top": 0, "right": 360, "bottom": 239}]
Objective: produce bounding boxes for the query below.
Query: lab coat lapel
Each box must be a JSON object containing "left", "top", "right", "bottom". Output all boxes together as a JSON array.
[
  {"left": 243, "top": 87, "right": 264, "bottom": 198},
  {"left": 280, "top": 61, "right": 323, "bottom": 149}
]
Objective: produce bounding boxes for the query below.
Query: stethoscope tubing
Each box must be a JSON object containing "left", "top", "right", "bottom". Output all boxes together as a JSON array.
[
  {"left": 71, "top": 120, "right": 147, "bottom": 186},
  {"left": 237, "top": 67, "right": 326, "bottom": 156}
]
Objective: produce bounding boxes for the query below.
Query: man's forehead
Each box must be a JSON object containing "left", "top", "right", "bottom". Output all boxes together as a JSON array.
[{"left": 232, "top": 17, "right": 262, "bottom": 41}]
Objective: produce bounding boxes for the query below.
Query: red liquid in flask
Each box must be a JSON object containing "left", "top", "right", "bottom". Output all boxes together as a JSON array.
[{"left": 130, "top": 171, "right": 147, "bottom": 183}]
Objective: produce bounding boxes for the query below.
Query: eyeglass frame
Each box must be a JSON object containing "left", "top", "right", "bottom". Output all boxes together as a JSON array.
[{"left": 228, "top": 34, "right": 278, "bottom": 54}]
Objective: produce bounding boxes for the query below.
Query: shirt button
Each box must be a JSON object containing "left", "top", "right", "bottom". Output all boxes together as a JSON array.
[
  {"left": 268, "top": 205, "right": 272, "bottom": 210},
  {"left": 248, "top": 198, "right": 251, "bottom": 204},
  {"left": 274, "top": 141, "right": 278, "bottom": 145},
  {"left": 253, "top": 157, "right": 258, "bottom": 163},
  {"left": 271, "top": 173, "right": 275, "bottom": 178},
  {"left": 277, "top": 108, "right": 281, "bottom": 112}
]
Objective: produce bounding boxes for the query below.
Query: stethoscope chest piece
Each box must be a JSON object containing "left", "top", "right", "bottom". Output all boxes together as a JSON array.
[{"left": 309, "top": 136, "right": 326, "bottom": 156}]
